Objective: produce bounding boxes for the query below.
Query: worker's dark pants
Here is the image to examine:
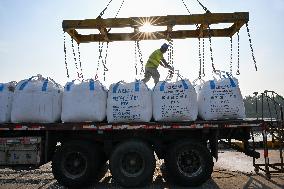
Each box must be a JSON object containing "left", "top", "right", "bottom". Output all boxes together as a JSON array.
[{"left": 142, "top": 67, "right": 160, "bottom": 84}]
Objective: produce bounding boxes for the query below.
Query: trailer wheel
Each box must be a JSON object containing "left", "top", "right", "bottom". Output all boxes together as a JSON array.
[
  {"left": 110, "top": 140, "right": 155, "bottom": 187},
  {"left": 52, "top": 141, "right": 102, "bottom": 188},
  {"left": 165, "top": 140, "right": 213, "bottom": 186}
]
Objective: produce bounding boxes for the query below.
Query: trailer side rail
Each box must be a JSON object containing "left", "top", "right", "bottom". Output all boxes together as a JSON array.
[{"left": 0, "top": 119, "right": 264, "bottom": 131}]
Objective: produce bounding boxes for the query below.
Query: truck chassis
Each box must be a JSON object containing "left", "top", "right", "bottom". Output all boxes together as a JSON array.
[{"left": 0, "top": 119, "right": 263, "bottom": 187}]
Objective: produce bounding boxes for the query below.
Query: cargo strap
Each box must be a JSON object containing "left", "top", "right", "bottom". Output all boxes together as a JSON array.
[
  {"left": 65, "top": 80, "right": 95, "bottom": 91},
  {"left": 19, "top": 78, "right": 50, "bottom": 92},
  {"left": 0, "top": 84, "right": 4, "bottom": 92},
  {"left": 160, "top": 80, "right": 189, "bottom": 91},
  {"left": 209, "top": 78, "right": 236, "bottom": 90},
  {"left": 112, "top": 81, "right": 140, "bottom": 93},
  {"left": 42, "top": 79, "right": 48, "bottom": 91}
]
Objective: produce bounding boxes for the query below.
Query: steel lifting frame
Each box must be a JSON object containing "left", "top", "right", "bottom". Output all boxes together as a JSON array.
[{"left": 62, "top": 12, "right": 249, "bottom": 43}]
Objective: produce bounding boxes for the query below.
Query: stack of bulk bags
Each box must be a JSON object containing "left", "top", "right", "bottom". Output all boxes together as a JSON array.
[
  {"left": 153, "top": 79, "right": 198, "bottom": 121},
  {"left": 61, "top": 79, "right": 107, "bottom": 122},
  {"left": 107, "top": 80, "right": 152, "bottom": 123},
  {"left": 196, "top": 72, "right": 245, "bottom": 120},
  {"left": 11, "top": 75, "right": 63, "bottom": 123},
  {"left": 0, "top": 82, "right": 16, "bottom": 123}
]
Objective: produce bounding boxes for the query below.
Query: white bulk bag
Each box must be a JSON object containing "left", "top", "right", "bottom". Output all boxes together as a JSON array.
[
  {"left": 153, "top": 79, "right": 198, "bottom": 121},
  {"left": 61, "top": 79, "right": 107, "bottom": 122},
  {"left": 107, "top": 80, "right": 152, "bottom": 123},
  {"left": 0, "top": 82, "right": 16, "bottom": 123},
  {"left": 196, "top": 72, "right": 245, "bottom": 120},
  {"left": 11, "top": 75, "right": 63, "bottom": 123}
]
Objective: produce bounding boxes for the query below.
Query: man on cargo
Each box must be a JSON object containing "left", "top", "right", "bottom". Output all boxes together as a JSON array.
[{"left": 142, "top": 43, "right": 174, "bottom": 85}]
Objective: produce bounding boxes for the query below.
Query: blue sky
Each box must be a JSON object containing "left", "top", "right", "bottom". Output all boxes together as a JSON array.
[{"left": 0, "top": 0, "right": 284, "bottom": 96}]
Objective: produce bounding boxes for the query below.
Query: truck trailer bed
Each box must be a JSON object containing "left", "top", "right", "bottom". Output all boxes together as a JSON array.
[{"left": 0, "top": 118, "right": 265, "bottom": 131}]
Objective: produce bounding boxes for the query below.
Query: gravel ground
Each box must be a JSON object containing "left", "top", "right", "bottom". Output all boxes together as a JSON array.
[{"left": 0, "top": 151, "right": 283, "bottom": 189}]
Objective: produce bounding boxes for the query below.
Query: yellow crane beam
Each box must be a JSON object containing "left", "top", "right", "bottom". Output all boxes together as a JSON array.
[{"left": 62, "top": 12, "right": 249, "bottom": 43}]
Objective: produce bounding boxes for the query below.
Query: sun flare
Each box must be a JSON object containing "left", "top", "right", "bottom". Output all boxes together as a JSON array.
[{"left": 139, "top": 22, "right": 156, "bottom": 33}]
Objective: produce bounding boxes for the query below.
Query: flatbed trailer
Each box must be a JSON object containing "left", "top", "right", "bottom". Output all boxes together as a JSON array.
[{"left": 0, "top": 119, "right": 264, "bottom": 188}]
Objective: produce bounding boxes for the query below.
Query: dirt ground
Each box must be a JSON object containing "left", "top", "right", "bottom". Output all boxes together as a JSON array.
[{"left": 0, "top": 150, "right": 283, "bottom": 189}]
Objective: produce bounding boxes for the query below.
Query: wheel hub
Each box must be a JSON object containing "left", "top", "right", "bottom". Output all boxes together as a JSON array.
[
  {"left": 177, "top": 149, "right": 202, "bottom": 177},
  {"left": 62, "top": 152, "right": 87, "bottom": 179},
  {"left": 120, "top": 152, "right": 145, "bottom": 177}
]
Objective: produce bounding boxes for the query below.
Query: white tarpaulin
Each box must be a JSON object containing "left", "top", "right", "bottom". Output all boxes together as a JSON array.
[
  {"left": 11, "top": 75, "right": 63, "bottom": 123},
  {"left": 196, "top": 72, "right": 246, "bottom": 120},
  {"left": 0, "top": 82, "right": 15, "bottom": 123},
  {"left": 61, "top": 79, "right": 107, "bottom": 122},
  {"left": 107, "top": 80, "right": 152, "bottom": 123},
  {"left": 153, "top": 79, "right": 198, "bottom": 121}
]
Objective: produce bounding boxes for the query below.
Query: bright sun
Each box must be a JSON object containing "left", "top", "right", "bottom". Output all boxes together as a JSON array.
[{"left": 139, "top": 22, "right": 156, "bottom": 33}]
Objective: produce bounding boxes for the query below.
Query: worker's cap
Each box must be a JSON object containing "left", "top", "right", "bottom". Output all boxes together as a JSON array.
[{"left": 161, "top": 43, "right": 169, "bottom": 51}]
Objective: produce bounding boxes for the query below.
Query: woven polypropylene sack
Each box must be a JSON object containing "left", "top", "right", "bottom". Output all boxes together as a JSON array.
[
  {"left": 0, "top": 82, "right": 15, "bottom": 123},
  {"left": 197, "top": 77, "right": 245, "bottom": 120},
  {"left": 107, "top": 81, "right": 152, "bottom": 123},
  {"left": 11, "top": 75, "right": 62, "bottom": 123},
  {"left": 61, "top": 79, "right": 107, "bottom": 122},
  {"left": 153, "top": 79, "right": 198, "bottom": 122}
]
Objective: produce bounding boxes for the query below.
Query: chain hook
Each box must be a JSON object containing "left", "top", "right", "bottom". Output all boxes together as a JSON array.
[{"left": 236, "top": 70, "right": 240, "bottom": 75}]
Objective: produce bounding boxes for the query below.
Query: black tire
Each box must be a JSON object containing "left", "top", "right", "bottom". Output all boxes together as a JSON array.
[
  {"left": 52, "top": 140, "right": 102, "bottom": 188},
  {"left": 165, "top": 140, "right": 213, "bottom": 186},
  {"left": 110, "top": 140, "right": 155, "bottom": 187}
]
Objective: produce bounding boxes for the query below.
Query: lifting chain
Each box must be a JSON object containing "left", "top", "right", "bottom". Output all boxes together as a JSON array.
[
  {"left": 207, "top": 25, "right": 216, "bottom": 73},
  {"left": 198, "top": 38, "right": 205, "bottom": 78},
  {"left": 95, "top": 42, "right": 104, "bottom": 80},
  {"left": 114, "top": 0, "right": 125, "bottom": 18},
  {"left": 230, "top": 36, "right": 233, "bottom": 75},
  {"left": 63, "top": 32, "right": 69, "bottom": 78},
  {"left": 180, "top": 0, "right": 199, "bottom": 29},
  {"left": 77, "top": 42, "right": 84, "bottom": 79},
  {"left": 167, "top": 40, "right": 174, "bottom": 77},
  {"left": 136, "top": 41, "right": 144, "bottom": 76},
  {"left": 71, "top": 37, "right": 83, "bottom": 79},
  {"left": 168, "top": 40, "right": 174, "bottom": 66},
  {"left": 236, "top": 31, "right": 240, "bottom": 75},
  {"left": 97, "top": 0, "right": 113, "bottom": 18},
  {"left": 134, "top": 41, "right": 138, "bottom": 76},
  {"left": 181, "top": 0, "right": 192, "bottom": 14},
  {"left": 102, "top": 42, "right": 109, "bottom": 82},
  {"left": 202, "top": 38, "right": 205, "bottom": 77},
  {"left": 196, "top": 0, "right": 211, "bottom": 13},
  {"left": 198, "top": 38, "right": 202, "bottom": 78},
  {"left": 107, "top": 0, "right": 126, "bottom": 32},
  {"left": 246, "top": 22, "right": 258, "bottom": 71},
  {"left": 95, "top": 42, "right": 109, "bottom": 82}
]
